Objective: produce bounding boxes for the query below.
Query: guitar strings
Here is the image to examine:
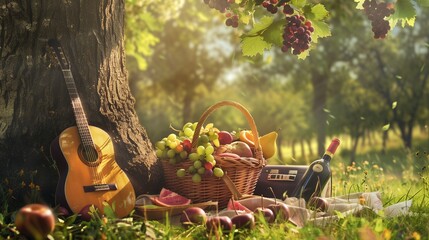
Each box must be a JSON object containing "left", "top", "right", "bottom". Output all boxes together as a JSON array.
[
  {"left": 53, "top": 44, "right": 103, "bottom": 186},
  {"left": 64, "top": 69, "right": 102, "bottom": 184}
]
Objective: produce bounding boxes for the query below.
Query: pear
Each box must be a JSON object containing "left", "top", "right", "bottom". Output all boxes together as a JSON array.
[{"left": 259, "top": 131, "right": 278, "bottom": 159}]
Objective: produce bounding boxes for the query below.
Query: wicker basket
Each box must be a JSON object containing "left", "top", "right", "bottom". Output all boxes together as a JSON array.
[{"left": 161, "top": 100, "right": 266, "bottom": 208}]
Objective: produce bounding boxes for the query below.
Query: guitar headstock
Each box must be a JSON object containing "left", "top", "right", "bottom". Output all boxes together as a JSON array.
[{"left": 48, "top": 39, "right": 70, "bottom": 70}]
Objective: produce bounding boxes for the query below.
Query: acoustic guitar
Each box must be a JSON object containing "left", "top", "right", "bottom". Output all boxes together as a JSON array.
[{"left": 48, "top": 39, "right": 135, "bottom": 218}]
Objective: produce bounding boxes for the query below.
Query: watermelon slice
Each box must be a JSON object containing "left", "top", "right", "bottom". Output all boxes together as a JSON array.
[
  {"left": 159, "top": 188, "right": 175, "bottom": 198},
  {"left": 227, "top": 199, "right": 252, "bottom": 213},
  {"left": 152, "top": 188, "right": 191, "bottom": 207}
]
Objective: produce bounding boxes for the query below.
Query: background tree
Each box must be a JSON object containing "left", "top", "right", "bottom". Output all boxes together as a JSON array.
[
  {"left": 129, "top": 0, "right": 235, "bottom": 132},
  {"left": 0, "top": 0, "right": 161, "bottom": 209},
  {"left": 352, "top": 11, "right": 429, "bottom": 149}
]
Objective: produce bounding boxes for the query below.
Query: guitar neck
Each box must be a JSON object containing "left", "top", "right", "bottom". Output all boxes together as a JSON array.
[{"left": 62, "top": 70, "right": 94, "bottom": 147}]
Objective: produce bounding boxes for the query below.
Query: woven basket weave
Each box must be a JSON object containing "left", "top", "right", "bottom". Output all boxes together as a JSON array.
[{"left": 161, "top": 100, "right": 265, "bottom": 208}]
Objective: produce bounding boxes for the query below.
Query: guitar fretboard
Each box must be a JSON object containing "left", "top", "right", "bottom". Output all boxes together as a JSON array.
[{"left": 62, "top": 70, "right": 95, "bottom": 148}]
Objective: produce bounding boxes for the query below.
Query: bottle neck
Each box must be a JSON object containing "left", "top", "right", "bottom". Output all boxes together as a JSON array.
[{"left": 321, "top": 151, "right": 333, "bottom": 162}]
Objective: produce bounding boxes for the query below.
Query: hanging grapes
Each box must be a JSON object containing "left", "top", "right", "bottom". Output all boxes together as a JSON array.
[{"left": 201, "top": 0, "right": 426, "bottom": 58}]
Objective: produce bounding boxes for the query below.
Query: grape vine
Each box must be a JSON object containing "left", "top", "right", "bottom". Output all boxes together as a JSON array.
[
  {"left": 201, "top": 0, "right": 424, "bottom": 57},
  {"left": 202, "top": 0, "right": 321, "bottom": 56}
]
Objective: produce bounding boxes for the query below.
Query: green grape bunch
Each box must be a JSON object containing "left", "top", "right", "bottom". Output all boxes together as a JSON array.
[{"left": 155, "top": 122, "right": 225, "bottom": 183}]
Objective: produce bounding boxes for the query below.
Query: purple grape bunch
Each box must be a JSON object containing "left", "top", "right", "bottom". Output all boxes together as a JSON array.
[
  {"left": 281, "top": 15, "right": 314, "bottom": 55},
  {"left": 261, "top": 0, "right": 294, "bottom": 14},
  {"left": 203, "top": 0, "right": 231, "bottom": 12},
  {"left": 362, "top": 0, "right": 395, "bottom": 39},
  {"left": 202, "top": 0, "right": 239, "bottom": 28}
]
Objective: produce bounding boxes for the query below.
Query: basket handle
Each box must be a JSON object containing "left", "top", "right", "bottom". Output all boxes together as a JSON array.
[{"left": 191, "top": 100, "right": 263, "bottom": 163}]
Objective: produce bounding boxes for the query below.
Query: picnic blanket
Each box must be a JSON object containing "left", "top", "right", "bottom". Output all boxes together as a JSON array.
[
  {"left": 136, "top": 191, "right": 413, "bottom": 227},
  {"left": 223, "top": 192, "right": 412, "bottom": 227}
]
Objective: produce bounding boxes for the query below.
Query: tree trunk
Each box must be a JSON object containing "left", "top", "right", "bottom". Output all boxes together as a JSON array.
[
  {"left": 349, "top": 135, "right": 360, "bottom": 166},
  {"left": 311, "top": 74, "right": 328, "bottom": 156},
  {"left": 397, "top": 119, "right": 413, "bottom": 149},
  {"left": 361, "top": 130, "right": 366, "bottom": 147},
  {"left": 300, "top": 139, "right": 307, "bottom": 163},
  {"left": 306, "top": 138, "right": 314, "bottom": 158},
  {"left": 291, "top": 139, "right": 296, "bottom": 159},
  {"left": 0, "top": 0, "right": 162, "bottom": 210},
  {"left": 381, "top": 130, "right": 388, "bottom": 155},
  {"left": 350, "top": 129, "right": 364, "bottom": 166}
]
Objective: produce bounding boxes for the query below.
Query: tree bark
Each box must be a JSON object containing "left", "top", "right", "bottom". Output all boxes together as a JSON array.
[
  {"left": 311, "top": 74, "right": 328, "bottom": 156},
  {"left": 291, "top": 139, "right": 296, "bottom": 159},
  {"left": 0, "top": 0, "right": 162, "bottom": 209},
  {"left": 381, "top": 129, "right": 388, "bottom": 155},
  {"left": 349, "top": 134, "right": 360, "bottom": 166},
  {"left": 300, "top": 139, "right": 306, "bottom": 163}
]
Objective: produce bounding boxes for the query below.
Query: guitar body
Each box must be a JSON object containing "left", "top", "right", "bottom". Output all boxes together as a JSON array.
[{"left": 51, "top": 126, "right": 136, "bottom": 218}]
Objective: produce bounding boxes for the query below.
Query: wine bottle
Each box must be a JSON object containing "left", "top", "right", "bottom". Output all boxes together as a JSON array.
[{"left": 291, "top": 138, "right": 340, "bottom": 202}]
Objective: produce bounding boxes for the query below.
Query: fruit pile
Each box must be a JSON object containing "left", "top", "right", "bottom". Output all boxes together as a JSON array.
[
  {"left": 155, "top": 122, "right": 278, "bottom": 183},
  {"left": 180, "top": 198, "right": 290, "bottom": 232}
]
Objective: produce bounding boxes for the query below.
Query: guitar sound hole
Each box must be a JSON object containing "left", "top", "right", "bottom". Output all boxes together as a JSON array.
[{"left": 78, "top": 145, "right": 99, "bottom": 165}]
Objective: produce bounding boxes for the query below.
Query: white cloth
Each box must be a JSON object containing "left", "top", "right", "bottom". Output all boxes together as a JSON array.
[{"left": 225, "top": 192, "right": 413, "bottom": 227}]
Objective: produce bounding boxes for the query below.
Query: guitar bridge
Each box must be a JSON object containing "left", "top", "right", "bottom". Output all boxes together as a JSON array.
[{"left": 83, "top": 184, "right": 117, "bottom": 192}]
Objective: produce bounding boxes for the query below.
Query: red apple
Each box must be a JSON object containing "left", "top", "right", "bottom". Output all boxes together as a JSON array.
[
  {"left": 206, "top": 216, "right": 233, "bottom": 233},
  {"left": 218, "top": 131, "right": 234, "bottom": 145},
  {"left": 56, "top": 206, "right": 70, "bottom": 218},
  {"left": 180, "top": 207, "right": 207, "bottom": 227},
  {"left": 267, "top": 203, "right": 290, "bottom": 221},
  {"left": 308, "top": 197, "right": 329, "bottom": 212},
  {"left": 229, "top": 141, "right": 253, "bottom": 158},
  {"left": 231, "top": 213, "right": 255, "bottom": 229},
  {"left": 254, "top": 207, "right": 275, "bottom": 223},
  {"left": 15, "top": 203, "right": 56, "bottom": 239},
  {"left": 79, "top": 204, "right": 96, "bottom": 221}
]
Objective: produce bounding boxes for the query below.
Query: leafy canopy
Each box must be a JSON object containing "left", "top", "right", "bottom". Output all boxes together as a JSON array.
[{"left": 201, "top": 0, "right": 427, "bottom": 59}]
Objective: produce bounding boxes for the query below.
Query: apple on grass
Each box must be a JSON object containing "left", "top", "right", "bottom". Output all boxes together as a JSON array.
[
  {"left": 79, "top": 204, "right": 99, "bottom": 221},
  {"left": 231, "top": 213, "right": 255, "bottom": 229},
  {"left": 15, "top": 203, "right": 56, "bottom": 239},
  {"left": 180, "top": 207, "right": 207, "bottom": 228},
  {"left": 267, "top": 202, "right": 290, "bottom": 222},
  {"left": 254, "top": 207, "right": 275, "bottom": 223},
  {"left": 206, "top": 216, "right": 233, "bottom": 233},
  {"left": 308, "top": 197, "right": 329, "bottom": 212}
]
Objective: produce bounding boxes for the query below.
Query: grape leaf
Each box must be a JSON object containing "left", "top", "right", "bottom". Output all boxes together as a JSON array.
[
  {"left": 239, "top": 0, "right": 256, "bottom": 24},
  {"left": 261, "top": 20, "right": 284, "bottom": 46},
  {"left": 354, "top": 0, "right": 365, "bottom": 9},
  {"left": 311, "top": 3, "right": 329, "bottom": 20},
  {"left": 391, "top": 0, "right": 416, "bottom": 27},
  {"left": 298, "top": 49, "right": 310, "bottom": 59},
  {"left": 241, "top": 35, "right": 272, "bottom": 56},
  {"left": 311, "top": 20, "right": 331, "bottom": 43},
  {"left": 382, "top": 124, "right": 390, "bottom": 131},
  {"left": 291, "top": 0, "right": 307, "bottom": 8},
  {"left": 247, "top": 16, "right": 274, "bottom": 35},
  {"left": 239, "top": 12, "right": 252, "bottom": 25},
  {"left": 416, "top": 0, "right": 429, "bottom": 7}
]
